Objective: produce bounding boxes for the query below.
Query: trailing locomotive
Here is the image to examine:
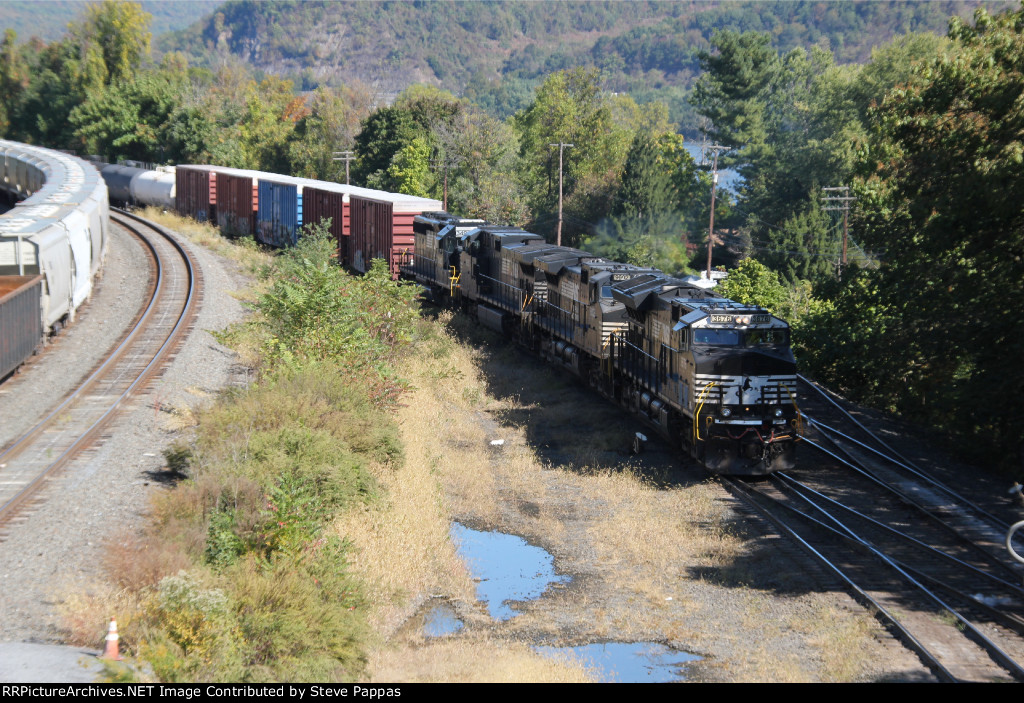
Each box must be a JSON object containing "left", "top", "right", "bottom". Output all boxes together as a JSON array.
[{"left": 403, "top": 212, "right": 800, "bottom": 475}]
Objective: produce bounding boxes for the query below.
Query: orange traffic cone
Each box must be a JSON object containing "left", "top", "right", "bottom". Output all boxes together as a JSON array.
[{"left": 101, "top": 618, "right": 122, "bottom": 660}]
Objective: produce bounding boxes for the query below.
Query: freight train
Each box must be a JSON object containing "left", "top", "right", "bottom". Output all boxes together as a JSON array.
[
  {"left": 102, "top": 161, "right": 799, "bottom": 474},
  {"left": 0, "top": 141, "right": 109, "bottom": 380},
  {"left": 403, "top": 213, "right": 800, "bottom": 475}
]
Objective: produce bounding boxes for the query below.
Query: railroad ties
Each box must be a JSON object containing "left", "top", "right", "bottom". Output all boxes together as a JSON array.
[{"left": 0, "top": 211, "right": 199, "bottom": 531}]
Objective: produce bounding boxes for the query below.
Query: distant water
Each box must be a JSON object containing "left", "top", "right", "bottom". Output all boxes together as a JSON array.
[{"left": 684, "top": 144, "right": 743, "bottom": 193}]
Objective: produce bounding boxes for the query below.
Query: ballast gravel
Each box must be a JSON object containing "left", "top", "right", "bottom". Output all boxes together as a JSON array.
[{"left": 0, "top": 220, "right": 251, "bottom": 647}]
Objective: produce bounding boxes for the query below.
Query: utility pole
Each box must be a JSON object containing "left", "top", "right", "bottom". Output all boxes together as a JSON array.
[
  {"left": 332, "top": 151, "right": 354, "bottom": 185},
  {"left": 705, "top": 144, "right": 729, "bottom": 281},
  {"left": 430, "top": 150, "right": 460, "bottom": 211},
  {"left": 822, "top": 186, "right": 856, "bottom": 276},
  {"left": 549, "top": 142, "right": 573, "bottom": 246}
]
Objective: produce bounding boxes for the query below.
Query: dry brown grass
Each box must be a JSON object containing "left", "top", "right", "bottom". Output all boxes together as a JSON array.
[
  {"left": 329, "top": 347, "right": 480, "bottom": 636},
  {"left": 101, "top": 529, "right": 193, "bottom": 593},
  {"left": 585, "top": 471, "right": 741, "bottom": 598},
  {"left": 803, "top": 601, "right": 879, "bottom": 682},
  {"left": 138, "top": 207, "right": 272, "bottom": 275},
  {"left": 56, "top": 584, "right": 144, "bottom": 649}
]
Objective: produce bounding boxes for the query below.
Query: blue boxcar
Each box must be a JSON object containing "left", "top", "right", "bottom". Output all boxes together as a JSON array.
[{"left": 256, "top": 179, "right": 303, "bottom": 248}]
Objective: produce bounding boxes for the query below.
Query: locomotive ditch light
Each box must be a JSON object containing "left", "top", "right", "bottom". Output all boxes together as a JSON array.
[
  {"left": 774, "top": 408, "right": 784, "bottom": 417},
  {"left": 721, "top": 408, "right": 732, "bottom": 417}
]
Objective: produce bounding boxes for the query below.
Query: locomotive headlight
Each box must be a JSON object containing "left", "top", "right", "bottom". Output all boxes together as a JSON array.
[
  {"left": 737, "top": 315, "right": 751, "bottom": 325},
  {"left": 721, "top": 408, "right": 732, "bottom": 417}
]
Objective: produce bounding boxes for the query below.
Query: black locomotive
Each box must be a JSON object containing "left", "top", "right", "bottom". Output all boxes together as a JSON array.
[{"left": 403, "top": 213, "right": 800, "bottom": 475}]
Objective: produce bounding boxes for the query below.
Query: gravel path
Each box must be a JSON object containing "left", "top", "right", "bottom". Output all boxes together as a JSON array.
[{"left": 0, "top": 220, "right": 252, "bottom": 645}]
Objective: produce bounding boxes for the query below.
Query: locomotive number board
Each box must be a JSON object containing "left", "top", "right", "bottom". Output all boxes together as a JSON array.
[{"left": 709, "top": 314, "right": 771, "bottom": 325}]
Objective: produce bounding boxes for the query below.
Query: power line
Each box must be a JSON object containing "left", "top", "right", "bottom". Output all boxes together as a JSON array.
[
  {"left": 822, "top": 186, "right": 857, "bottom": 276},
  {"left": 705, "top": 144, "right": 730, "bottom": 280}
]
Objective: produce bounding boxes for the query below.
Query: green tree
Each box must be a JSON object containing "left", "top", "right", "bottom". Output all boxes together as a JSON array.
[
  {"left": 514, "top": 67, "right": 631, "bottom": 245},
  {"left": 3, "top": 1, "right": 153, "bottom": 149},
  {"left": 79, "top": 0, "right": 152, "bottom": 86},
  {"left": 431, "top": 108, "right": 527, "bottom": 222},
  {"left": 693, "top": 31, "right": 870, "bottom": 284},
  {"left": 715, "top": 258, "right": 789, "bottom": 315},
  {"left": 617, "top": 130, "right": 677, "bottom": 219},
  {"left": 849, "top": 5, "right": 1024, "bottom": 462},
  {"left": 71, "top": 69, "right": 184, "bottom": 162},
  {"left": 386, "top": 136, "right": 434, "bottom": 197},
  {"left": 289, "top": 85, "right": 373, "bottom": 181},
  {"left": 584, "top": 212, "right": 691, "bottom": 275},
  {"left": 352, "top": 106, "right": 419, "bottom": 189},
  {"left": 0, "top": 30, "right": 29, "bottom": 135},
  {"left": 238, "top": 76, "right": 305, "bottom": 172}
]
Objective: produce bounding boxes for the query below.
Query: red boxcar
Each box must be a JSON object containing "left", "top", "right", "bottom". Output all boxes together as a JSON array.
[
  {"left": 349, "top": 194, "right": 442, "bottom": 278},
  {"left": 215, "top": 169, "right": 259, "bottom": 237},
  {"left": 175, "top": 165, "right": 218, "bottom": 223},
  {"left": 303, "top": 186, "right": 350, "bottom": 265}
]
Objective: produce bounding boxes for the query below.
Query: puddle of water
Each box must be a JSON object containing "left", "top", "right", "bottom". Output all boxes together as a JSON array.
[
  {"left": 422, "top": 601, "right": 464, "bottom": 638},
  {"left": 450, "top": 522, "right": 569, "bottom": 620},
  {"left": 535, "top": 642, "right": 701, "bottom": 683}
]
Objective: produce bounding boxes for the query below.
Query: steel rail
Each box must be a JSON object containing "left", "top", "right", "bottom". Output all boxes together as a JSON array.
[
  {"left": 722, "top": 476, "right": 957, "bottom": 682},
  {"left": 760, "top": 474, "right": 1024, "bottom": 681},
  {"left": 805, "top": 425, "right": 1023, "bottom": 581},
  {"left": 799, "top": 375, "right": 1006, "bottom": 530},
  {"left": 0, "top": 211, "right": 198, "bottom": 523},
  {"left": 801, "top": 433, "right": 1022, "bottom": 583},
  {"left": 805, "top": 413, "right": 1009, "bottom": 530},
  {"left": 775, "top": 471, "right": 1024, "bottom": 597},
  {"left": 0, "top": 229, "right": 163, "bottom": 463}
]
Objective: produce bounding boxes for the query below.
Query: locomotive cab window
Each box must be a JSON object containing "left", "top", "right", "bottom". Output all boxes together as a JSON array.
[
  {"left": 745, "top": 329, "right": 789, "bottom": 347},
  {"left": 693, "top": 329, "right": 741, "bottom": 346}
]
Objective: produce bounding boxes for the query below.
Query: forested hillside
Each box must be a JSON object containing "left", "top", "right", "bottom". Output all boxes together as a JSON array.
[
  {"left": 158, "top": 0, "right": 1013, "bottom": 128},
  {"left": 0, "top": 1, "right": 219, "bottom": 42}
]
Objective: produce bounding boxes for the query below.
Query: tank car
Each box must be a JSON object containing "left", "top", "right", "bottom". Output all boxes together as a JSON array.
[{"left": 100, "top": 163, "right": 175, "bottom": 210}]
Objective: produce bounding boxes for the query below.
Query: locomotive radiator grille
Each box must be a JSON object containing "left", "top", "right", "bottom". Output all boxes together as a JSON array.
[{"left": 694, "top": 374, "right": 798, "bottom": 405}]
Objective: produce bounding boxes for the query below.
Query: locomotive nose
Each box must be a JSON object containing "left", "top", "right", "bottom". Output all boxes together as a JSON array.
[{"left": 701, "top": 349, "right": 795, "bottom": 376}]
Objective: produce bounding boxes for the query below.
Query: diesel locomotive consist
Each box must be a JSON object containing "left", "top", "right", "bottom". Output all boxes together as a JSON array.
[
  {"left": 90, "top": 154, "right": 799, "bottom": 475},
  {"left": 404, "top": 213, "right": 800, "bottom": 475}
]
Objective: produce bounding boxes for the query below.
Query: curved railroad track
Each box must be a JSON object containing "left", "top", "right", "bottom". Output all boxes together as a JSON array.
[
  {"left": 721, "top": 376, "right": 1024, "bottom": 682},
  {"left": 0, "top": 210, "right": 200, "bottom": 531}
]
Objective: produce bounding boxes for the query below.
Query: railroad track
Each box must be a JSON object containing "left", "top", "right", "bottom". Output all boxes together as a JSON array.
[
  {"left": 0, "top": 210, "right": 200, "bottom": 531},
  {"left": 720, "top": 376, "right": 1024, "bottom": 682}
]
